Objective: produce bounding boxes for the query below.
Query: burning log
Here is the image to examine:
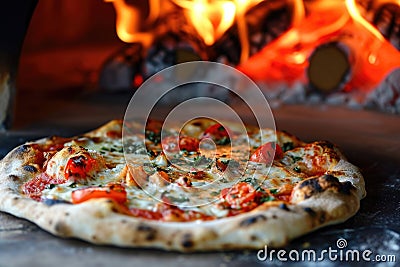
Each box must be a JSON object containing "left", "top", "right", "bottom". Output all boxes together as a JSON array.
[
  {"left": 365, "top": 68, "right": 400, "bottom": 113},
  {"left": 307, "top": 42, "right": 351, "bottom": 93},
  {"left": 143, "top": 32, "right": 204, "bottom": 79},
  {"left": 99, "top": 43, "right": 143, "bottom": 92},
  {"left": 373, "top": 3, "right": 400, "bottom": 50}
]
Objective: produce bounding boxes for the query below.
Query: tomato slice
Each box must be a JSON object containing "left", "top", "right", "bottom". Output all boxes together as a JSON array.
[
  {"left": 250, "top": 142, "right": 283, "bottom": 164},
  {"left": 221, "top": 182, "right": 257, "bottom": 211},
  {"left": 71, "top": 184, "right": 127, "bottom": 204},
  {"left": 106, "top": 130, "right": 122, "bottom": 139},
  {"left": 202, "top": 123, "right": 230, "bottom": 145},
  {"left": 161, "top": 135, "right": 199, "bottom": 153},
  {"left": 64, "top": 154, "right": 97, "bottom": 180}
]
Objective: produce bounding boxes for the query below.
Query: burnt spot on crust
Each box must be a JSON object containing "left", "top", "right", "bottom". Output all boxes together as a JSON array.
[
  {"left": 23, "top": 165, "right": 37, "bottom": 173},
  {"left": 239, "top": 214, "right": 267, "bottom": 227},
  {"left": 303, "top": 207, "right": 316, "bottom": 216},
  {"left": 299, "top": 178, "right": 323, "bottom": 194},
  {"left": 8, "top": 175, "right": 19, "bottom": 181},
  {"left": 16, "top": 144, "right": 31, "bottom": 154},
  {"left": 339, "top": 181, "right": 354, "bottom": 194},
  {"left": 54, "top": 221, "right": 71, "bottom": 236},
  {"left": 314, "top": 141, "right": 335, "bottom": 149},
  {"left": 279, "top": 203, "right": 290, "bottom": 211},
  {"left": 181, "top": 233, "right": 194, "bottom": 249},
  {"left": 294, "top": 174, "right": 355, "bottom": 201},
  {"left": 137, "top": 224, "right": 157, "bottom": 241},
  {"left": 319, "top": 211, "right": 326, "bottom": 224},
  {"left": 42, "top": 199, "right": 71, "bottom": 206}
]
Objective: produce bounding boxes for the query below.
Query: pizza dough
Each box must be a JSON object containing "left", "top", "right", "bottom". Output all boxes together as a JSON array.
[{"left": 0, "top": 120, "right": 365, "bottom": 251}]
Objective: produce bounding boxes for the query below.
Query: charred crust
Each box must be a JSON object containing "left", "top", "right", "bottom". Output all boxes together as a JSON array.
[
  {"left": 137, "top": 224, "right": 157, "bottom": 241},
  {"left": 299, "top": 178, "right": 323, "bottom": 191},
  {"left": 315, "top": 141, "right": 335, "bottom": 149},
  {"left": 54, "top": 221, "right": 71, "bottom": 236},
  {"left": 322, "top": 174, "right": 337, "bottom": 183},
  {"left": 8, "top": 175, "right": 19, "bottom": 181},
  {"left": 279, "top": 203, "right": 290, "bottom": 211},
  {"left": 297, "top": 174, "right": 353, "bottom": 199},
  {"left": 303, "top": 207, "right": 316, "bottom": 216},
  {"left": 298, "top": 179, "right": 323, "bottom": 198},
  {"left": 319, "top": 212, "right": 326, "bottom": 224},
  {"left": 339, "top": 181, "right": 354, "bottom": 195},
  {"left": 16, "top": 144, "right": 30, "bottom": 154},
  {"left": 23, "top": 165, "right": 37, "bottom": 173},
  {"left": 239, "top": 214, "right": 267, "bottom": 227},
  {"left": 181, "top": 233, "right": 194, "bottom": 248}
]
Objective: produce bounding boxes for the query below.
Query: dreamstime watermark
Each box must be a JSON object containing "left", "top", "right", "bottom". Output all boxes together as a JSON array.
[{"left": 257, "top": 238, "right": 397, "bottom": 263}]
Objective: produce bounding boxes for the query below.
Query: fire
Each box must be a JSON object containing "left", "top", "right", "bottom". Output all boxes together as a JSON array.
[
  {"left": 237, "top": 0, "right": 400, "bottom": 94},
  {"left": 173, "top": 0, "right": 236, "bottom": 46},
  {"left": 106, "top": 0, "right": 400, "bottom": 97},
  {"left": 104, "top": 0, "right": 166, "bottom": 47}
]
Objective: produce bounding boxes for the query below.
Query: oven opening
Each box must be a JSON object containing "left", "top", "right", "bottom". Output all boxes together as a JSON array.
[{"left": 3, "top": 0, "right": 400, "bottom": 131}]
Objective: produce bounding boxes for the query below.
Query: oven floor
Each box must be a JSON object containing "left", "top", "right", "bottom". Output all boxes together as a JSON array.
[{"left": 1, "top": 91, "right": 399, "bottom": 266}]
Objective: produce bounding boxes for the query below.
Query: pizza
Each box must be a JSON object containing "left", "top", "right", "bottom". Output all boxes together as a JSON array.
[{"left": 0, "top": 119, "right": 365, "bottom": 251}]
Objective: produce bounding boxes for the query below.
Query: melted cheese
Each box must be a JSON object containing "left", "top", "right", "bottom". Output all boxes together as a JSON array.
[{"left": 42, "top": 128, "right": 310, "bottom": 219}]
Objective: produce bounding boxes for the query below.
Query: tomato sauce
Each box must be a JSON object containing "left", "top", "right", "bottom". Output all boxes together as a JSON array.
[{"left": 22, "top": 173, "right": 66, "bottom": 201}]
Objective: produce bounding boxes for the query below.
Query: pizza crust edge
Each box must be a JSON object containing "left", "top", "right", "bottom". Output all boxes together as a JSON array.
[{"left": 0, "top": 121, "right": 365, "bottom": 252}]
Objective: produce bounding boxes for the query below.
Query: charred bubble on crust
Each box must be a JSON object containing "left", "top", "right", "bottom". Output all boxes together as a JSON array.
[
  {"left": 239, "top": 214, "right": 267, "bottom": 227},
  {"left": 279, "top": 203, "right": 290, "bottom": 211},
  {"left": 23, "top": 165, "right": 37, "bottom": 173},
  {"left": 137, "top": 224, "right": 157, "bottom": 241},
  {"left": 295, "top": 174, "right": 355, "bottom": 201},
  {"left": 339, "top": 181, "right": 354, "bottom": 195},
  {"left": 321, "top": 174, "right": 338, "bottom": 183},
  {"left": 181, "top": 233, "right": 194, "bottom": 248},
  {"left": 299, "top": 178, "right": 323, "bottom": 198}
]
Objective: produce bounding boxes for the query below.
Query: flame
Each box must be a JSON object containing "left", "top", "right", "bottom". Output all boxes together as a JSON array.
[
  {"left": 173, "top": 0, "right": 264, "bottom": 47},
  {"left": 345, "top": 0, "right": 384, "bottom": 42},
  {"left": 173, "top": 0, "right": 236, "bottom": 46},
  {"left": 105, "top": 0, "right": 163, "bottom": 47},
  {"left": 238, "top": 0, "right": 400, "bottom": 94}
]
